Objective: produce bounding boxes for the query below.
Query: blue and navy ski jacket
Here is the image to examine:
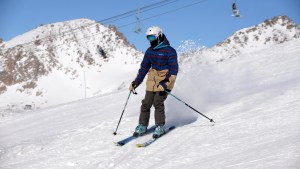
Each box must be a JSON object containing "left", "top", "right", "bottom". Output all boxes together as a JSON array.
[{"left": 133, "top": 36, "right": 178, "bottom": 91}]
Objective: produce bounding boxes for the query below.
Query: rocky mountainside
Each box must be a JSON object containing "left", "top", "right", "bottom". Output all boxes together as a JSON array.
[
  {"left": 0, "top": 19, "right": 142, "bottom": 109},
  {"left": 180, "top": 15, "right": 300, "bottom": 65}
]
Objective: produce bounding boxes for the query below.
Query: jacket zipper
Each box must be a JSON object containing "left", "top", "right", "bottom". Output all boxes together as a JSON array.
[{"left": 153, "top": 76, "right": 156, "bottom": 91}]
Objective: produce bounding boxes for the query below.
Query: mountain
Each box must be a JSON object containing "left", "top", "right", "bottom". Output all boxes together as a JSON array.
[
  {"left": 0, "top": 19, "right": 142, "bottom": 109},
  {"left": 180, "top": 15, "right": 300, "bottom": 65},
  {"left": 0, "top": 20, "right": 300, "bottom": 169}
]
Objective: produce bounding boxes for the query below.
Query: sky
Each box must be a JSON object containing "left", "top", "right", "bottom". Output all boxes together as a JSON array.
[{"left": 0, "top": 0, "right": 299, "bottom": 52}]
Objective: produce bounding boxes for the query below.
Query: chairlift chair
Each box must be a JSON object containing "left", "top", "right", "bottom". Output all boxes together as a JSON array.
[
  {"left": 134, "top": 9, "right": 142, "bottom": 33},
  {"left": 232, "top": 2, "right": 240, "bottom": 17}
]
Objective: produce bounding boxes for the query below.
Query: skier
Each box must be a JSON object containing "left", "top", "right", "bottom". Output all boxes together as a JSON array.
[{"left": 129, "top": 26, "right": 178, "bottom": 138}]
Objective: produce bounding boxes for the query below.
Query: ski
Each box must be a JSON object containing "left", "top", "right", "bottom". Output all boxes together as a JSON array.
[
  {"left": 114, "top": 125, "right": 156, "bottom": 146},
  {"left": 136, "top": 126, "right": 176, "bottom": 148}
]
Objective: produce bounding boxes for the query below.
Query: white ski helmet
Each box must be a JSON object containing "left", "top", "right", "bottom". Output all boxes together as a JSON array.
[{"left": 146, "top": 26, "right": 163, "bottom": 37}]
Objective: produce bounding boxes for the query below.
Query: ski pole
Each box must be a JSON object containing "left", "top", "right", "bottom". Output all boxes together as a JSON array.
[
  {"left": 113, "top": 89, "right": 137, "bottom": 135},
  {"left": 166, "top": 91, "right": 215, "bottom": 123}
]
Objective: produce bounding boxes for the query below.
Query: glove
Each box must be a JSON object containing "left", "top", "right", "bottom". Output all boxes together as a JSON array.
[
  {"left": 129, "top": 82, "right": 137, "bottom": 91},
  {"left": 157, "top": 82, "right": 170, "bottom": 92}
]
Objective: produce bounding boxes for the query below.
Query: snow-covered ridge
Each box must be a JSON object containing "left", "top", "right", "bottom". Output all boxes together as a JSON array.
[
  {"left": 216, "top": 15, "right": 300, "bottom": 52},
  {"left": 180, "top": 15, "right": 300, "bottom": 65},
  {"left": 2, "top": 19, "right": 95, "bottom": 49},
  {"left": 1, "top": 19, "right": 136, "bottom": 50}
]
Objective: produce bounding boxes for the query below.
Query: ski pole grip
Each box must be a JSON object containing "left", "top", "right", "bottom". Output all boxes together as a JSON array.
[{"left": 131, "top": 88, "right": 138, "bottom": 95}]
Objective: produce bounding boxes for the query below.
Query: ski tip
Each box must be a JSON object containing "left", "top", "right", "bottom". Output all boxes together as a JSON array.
[
  {"left": 169, "top": 126, "right": 176, "bottom": 130},
  {"left": 114, "top": 142, "right": 124, "bottom": 146},
  {"left": 136, "top": 144, "right": 145, "bottom": 148}
]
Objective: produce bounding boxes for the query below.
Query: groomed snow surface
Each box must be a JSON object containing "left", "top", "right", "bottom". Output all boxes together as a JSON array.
[{"left": 0, "top": 39, "right": 300, "bottom": 169}]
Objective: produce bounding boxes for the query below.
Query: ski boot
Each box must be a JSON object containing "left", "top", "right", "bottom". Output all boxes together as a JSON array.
[
  {"left": 133, "top": 124, "right": 147, "bottom": 137},
  {"left": 153, "top": 125, "right": 165, "bottom": 138}
]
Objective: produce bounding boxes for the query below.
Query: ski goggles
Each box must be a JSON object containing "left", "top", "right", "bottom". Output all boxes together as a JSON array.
[{"left": 146, "top": 35, "right": 157, "bottom": 42}]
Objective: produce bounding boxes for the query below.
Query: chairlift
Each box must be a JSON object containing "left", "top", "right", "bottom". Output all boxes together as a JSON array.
[
  {"left": 232, "top": 1, "right": 240, "bottom": 17},
  {"left": 134, "top": 9, "right": 142, "bottom": 33}
]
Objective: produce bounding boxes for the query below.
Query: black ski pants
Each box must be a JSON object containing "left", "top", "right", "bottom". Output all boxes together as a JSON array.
[{"left": 139, "top": 91, "right": 168, "bottom": 126}]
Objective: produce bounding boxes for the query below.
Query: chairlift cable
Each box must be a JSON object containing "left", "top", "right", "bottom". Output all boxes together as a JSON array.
[
  {"left": 102, "top": 0, "right": 179, "bottom": 24},
  {"left": 118, "top": 0, "right": 209, "bottom": 29},
  {"left": 99, "top": 0, "right": 176, "bottom": 23}
]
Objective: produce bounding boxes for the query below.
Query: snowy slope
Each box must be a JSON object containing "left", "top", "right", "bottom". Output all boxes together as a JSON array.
[{"left": 0, "top": 37, "right": 299, "bottom": 168}]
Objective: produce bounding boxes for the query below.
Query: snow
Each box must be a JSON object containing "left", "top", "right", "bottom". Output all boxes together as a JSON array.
[{"left": 0, "top": 37, "right": 299, "bottom": 168}]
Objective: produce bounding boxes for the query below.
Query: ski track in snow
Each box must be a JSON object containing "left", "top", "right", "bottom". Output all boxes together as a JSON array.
[{"left": 0, "top": 40, "right": 300, "bottom": 169}]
